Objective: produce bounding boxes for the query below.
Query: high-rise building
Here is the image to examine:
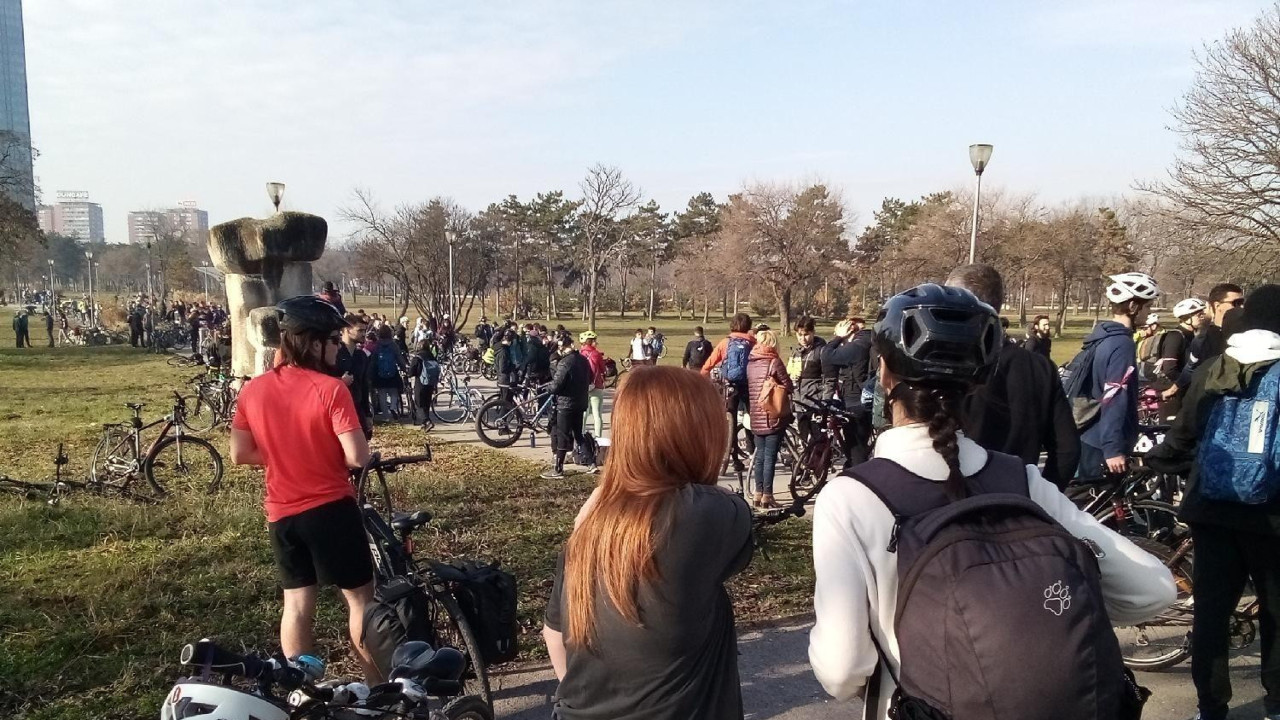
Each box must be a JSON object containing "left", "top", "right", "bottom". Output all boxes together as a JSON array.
[
  {"left": 128, "top": 201, "right": 210, "bottom": 244},
  {"left": 42, "top": 191, "right": 105, "bottom": 241},
  {"left": 0, "top": 0, "right": 34, "bottom": 210}
]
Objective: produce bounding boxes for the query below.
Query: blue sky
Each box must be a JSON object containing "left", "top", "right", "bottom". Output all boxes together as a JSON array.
[{"left": 23, "top": 0, "right": 1274, "bottom": 243}]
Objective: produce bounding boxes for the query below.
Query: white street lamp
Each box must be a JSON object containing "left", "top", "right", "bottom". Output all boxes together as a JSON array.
[
  {"left": 202, "top": 261, "right": 210, "bottom": 299},
  {"left": 446, "top": 229, "right": 457, "bottom": 321},
  {"left": 968, "top": 144, "right": 993, "bottom": 264},
  {"left": 47, "top": 258, "right": 54, "bottom": 294},
  {"left": 266, "top": 182, "right": 286, "bottom": 213},
  {"left": 85, "top": 249, "right": 95, "bottom": 327}
]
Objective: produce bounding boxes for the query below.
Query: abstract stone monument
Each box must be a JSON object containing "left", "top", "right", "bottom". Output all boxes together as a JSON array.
[{"left": 207, "top": 212, "right": 328, "bottom": 378}]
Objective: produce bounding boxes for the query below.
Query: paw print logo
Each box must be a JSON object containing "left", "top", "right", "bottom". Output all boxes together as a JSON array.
[{"left": 1043, "top": 581, "right": 1072, "bottom": 616}]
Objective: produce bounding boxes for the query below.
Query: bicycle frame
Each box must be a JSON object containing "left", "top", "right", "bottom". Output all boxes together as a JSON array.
[{"left": 103, "top": 400, "right": 191, "bottom": 478}]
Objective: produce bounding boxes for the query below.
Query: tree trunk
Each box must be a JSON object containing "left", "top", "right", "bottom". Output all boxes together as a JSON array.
[
  {"left": 545, "top": 257, "right": 553, "bottom": 321},
  {"left": 702, "top": 293, "right": 709, "bottom": 324},
  {"left": 721, "top": 289, "right": 728, "bottom": 319},
  {"left": 733, "top": 285, "right": 739, "bottom": 317},
  {"left": 647, "top": 254, "right": 657, "bottom": 321},
  {"left": 779, "top": 285, "right": 792, "bottom": 335},
  {"left": 513, "top": 235, "right": 522, "bottom": 319},
  {"left": 587, "top": 265, "right": 599, "bottom": 331},
  {"left": 1056, "top": 279, "right": 1070, "bottom": 337},
  {"left": 619, "top": 255, "right": 627, "bottom": 319},
  {"left": 1018, "top": 269, "right": 1029, "bottom": 325}
]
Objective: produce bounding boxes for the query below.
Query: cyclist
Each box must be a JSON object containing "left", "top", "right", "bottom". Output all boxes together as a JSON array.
[
  {"left": 821, "top": 317, "right": 875, "bottom": 467},
  {"left": 808, "top": 284, "right": 1175, "bottom": 718},
  {"left": 474, "top": 316, "right": 494, "bottom": 348},
  {"left": 790, "top": 316, "right": 827, "bottom": 444},
  {"left": 1075, "top": 272, "right": 1159, "bottom": 477},
  {"left": 316, "top": 280, "right": 346, "bottom": 313},
  {"left": 946, "top": 264, "right": 1079, "bottom": 487},
  {"left": 543, "top": 366, "right": 752, "bottom": 720},
  {"left": 229, "top": 296, "right": 381, "bottom": 683},
  {"left": 1147, "top": 284, "right": 1280, "bottom": 720},
  {"left": 1169, "top": 283, "right": 1245, "bottom": 401},
  {"left": 578, "top": 331, "right": 608, "bottom": 439},
  {"left": 682, "top": 326, "right": 713, "bottom": 372},
  {"left": 746, "top": 329, "right": 793, "bottom": 508},
  {"left": 495, "top": 331, "right": 520, "bottom": 403},
  {"left": 701, "top": 312, "right": 756, "bottom": 410},
  {"left": 521, "top": 326, "right": 553, "bottom": 386},
  {"left": 1137, "top": 313, "right": 1162, "bottom": 382},
  {"left": 542, "top": 335, "right": 592, "bottom": 479},
  {"left": 1156, "top": 297, "right": 1207, "bottom": 394}
]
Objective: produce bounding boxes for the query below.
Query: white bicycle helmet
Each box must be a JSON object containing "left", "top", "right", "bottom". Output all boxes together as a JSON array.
[
  {"left": 1172, "top": 297, "right": 1207, "bottom": 319},
  {"left": 160, "top": 681, "right": 288, "bottom": 720},
  {"left": 1105, "top": 272, "right": 1160, "bottom": 303},
  {"left": 1144, "top": 313, "right": 1160, "bottom": 326}
]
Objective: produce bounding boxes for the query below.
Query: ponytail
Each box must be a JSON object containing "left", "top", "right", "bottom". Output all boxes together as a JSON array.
[{"left": 887, "top": 383, "right": 968, "bottom": 500}]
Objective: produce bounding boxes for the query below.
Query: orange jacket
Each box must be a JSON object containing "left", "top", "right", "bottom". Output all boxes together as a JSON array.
[{"left": 700, "top": 331, "right": 757, "bottom": 377}]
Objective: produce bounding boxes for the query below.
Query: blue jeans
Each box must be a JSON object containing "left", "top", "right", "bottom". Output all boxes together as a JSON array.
[{"left": 753, "top": 432, "right": 782, "bottom": 494}]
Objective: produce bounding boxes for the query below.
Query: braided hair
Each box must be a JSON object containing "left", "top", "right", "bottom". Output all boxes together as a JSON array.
[{"left": 887, "top": 382, "right": 968, "bottom": 501}]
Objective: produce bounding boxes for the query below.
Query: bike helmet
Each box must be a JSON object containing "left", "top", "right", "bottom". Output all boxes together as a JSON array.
[
  {"left": 274, "top": 296, "right": 347, "bottom": 335},
  {"left": 579, "top": 330, "right": 598, "bottom": 343},
  {"left": 1144, "top": 313, "right": 1160, "bottom": 327},
  {"left": 1105, "top": 272, "right": 1160, "bottom": 303},
  {"left": 160, "top": 681, "right": 288, "bottom": 720},
  {"left": 873, "top": 283, "right": 1002, "bottom": 387},
  {"left": 1172, "top": 297, "right": 1207, "bottom": 319}
]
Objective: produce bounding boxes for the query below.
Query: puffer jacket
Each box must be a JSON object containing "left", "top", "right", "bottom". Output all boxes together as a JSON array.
[
  {"left": 791, "top": 335, "right": 828, "bottom": 403},
  {"left": 746, "top": 345, "right": 793, "bottom": 435}
]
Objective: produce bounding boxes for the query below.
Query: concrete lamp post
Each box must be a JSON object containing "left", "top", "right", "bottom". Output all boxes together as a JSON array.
[
  {"left": 968, "top": 143, "right": 993, "bottom": 264},
  {"left": 267, "top": 182, "right": 286, "bottom": 213}
]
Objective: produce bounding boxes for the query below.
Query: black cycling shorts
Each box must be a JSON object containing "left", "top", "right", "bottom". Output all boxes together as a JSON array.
[{"left": 268, "top": 498, "right": 374, "bottom": 590}]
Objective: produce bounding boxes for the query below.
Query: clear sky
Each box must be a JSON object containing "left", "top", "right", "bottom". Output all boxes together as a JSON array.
[{"left": 23, "top": 0, "right": 1274, "bottom": 243}]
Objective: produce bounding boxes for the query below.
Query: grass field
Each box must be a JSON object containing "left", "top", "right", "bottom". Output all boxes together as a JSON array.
[{"left": 0, "top": 306, "right": 812, "bottom": 720}]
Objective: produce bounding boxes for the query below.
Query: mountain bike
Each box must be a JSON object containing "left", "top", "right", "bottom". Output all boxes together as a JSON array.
[
  {"left": 179, "top": 372, "right": 242, "bottom": 433},
  {"left": 90, "top": 394, "right": 224, "bottom": 498},
  {"left": 473, "top": 385, "right": 555, "bottom": 448},
  {"left": 431, "top": 373, "right": 491, "bottom": 425},
  {"left": 353, "top": 450, "right": 494, "bottom": 713}
]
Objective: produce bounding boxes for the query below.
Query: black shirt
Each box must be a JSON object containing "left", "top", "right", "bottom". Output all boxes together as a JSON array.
[
  {"left": 1024, "top": 333, "right": 1052, "bottom": 362},
  {"left": 335, "top": 345, "right": 371, "bottom": 418},
  {"left": 683, "top": 338, "right": 713, "bottom": 371},
  {"left": 546, "top": 485, "right": 753, "bottom": 720}
]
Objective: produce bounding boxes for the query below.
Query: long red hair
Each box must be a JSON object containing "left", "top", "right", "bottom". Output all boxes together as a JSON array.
[{"left": 563, "top": 366, "right": 729, "bottom": 648}]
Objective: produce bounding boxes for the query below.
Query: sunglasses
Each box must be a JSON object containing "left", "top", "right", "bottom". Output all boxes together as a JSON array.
[{"left": 1227, "top": 298, "right": 1245, "bottom": 308}]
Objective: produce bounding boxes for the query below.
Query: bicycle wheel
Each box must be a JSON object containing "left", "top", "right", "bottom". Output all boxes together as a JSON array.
[
  {"left": 1114, "top": 537, "right": 1194, "bottom": 671},
  {"left": 1102, "top": 500, "right": 1189, "bottom": 550},
  {"left": 474, "top": 399, "right": 524, "bottom": 448},
  {"left": 432, "top": 389, "right": 469, "bottom": 424},
  {"left": 178, "top": 393, "right": 218, "bottom": 433},
  {"left": 790, "top": 437, "right": 833, "bottom": 505},
  {"left": 481, "top": 363, "right": 497, "bottom": 381},
  {"left": 430, "top": 590, "right": 494, "bottom": 712},
  {"left": 90, "top": 426, "right": 138, "bottom": 490},
  {"left": 145, "top": 436, "right": 224, "bottom": 495},
  {"left": 442, "top": 695, "right": 494, "bottom": 720}
]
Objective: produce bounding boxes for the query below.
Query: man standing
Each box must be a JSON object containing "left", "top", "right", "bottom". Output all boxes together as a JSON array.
[
  {"left": 644, "top": 326, "right": 664, "bottom": 365},
  {"left": 1137, "top": 313, "right": 1162, "bottom": 381},
  {"left": 44, "top": 310, "right": 54, "bottom": 348},
  {"left": 335, "top": 313, "right": 373, "bottom": 440},
  {"left": 13, "top": 308, "right": 30, "bottom": 348},
  {"left": 630, "top": 329, "right": 649, "bottom": 367},
  {"left": 682, "top": 326, "right": 714, "bottom": 372},
  {"left": 821, "top": 317, "right": 874, "bottom": 467},
  {"left": 947, "top": 264, "right": 1080, "bottom": 486},
  {"left": 317, "top": 281, "right": 346, "bottom": 313},
  {"left": 542, "top": 335, "right": 592, "bottom": 479},
  {"left": 1024, "top": 315, "right": 1053, "bottom": 361},
  {"left": 128, "top": 303, "right": 144, "bottom": 347},
  {"left": 1170, "top": 283, "right": 1245, "bottom": 400}
]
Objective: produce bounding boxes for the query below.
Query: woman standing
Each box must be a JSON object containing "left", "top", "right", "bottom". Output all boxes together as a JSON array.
[
  {"left": 747, "top": 329, "right": 793, "bottom": 508},
  {"left": 406, "top": 338, "right": 440, "bottom": 430},
  {"left": 543, "top": 366, "right": 753, "bottom": 720}
]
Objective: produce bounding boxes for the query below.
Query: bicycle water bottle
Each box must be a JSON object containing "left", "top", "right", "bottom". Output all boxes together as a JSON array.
[
  {"left": 290, "top": 654, "right": 325, "bottom": 681},
  {"left": 530, "top": 432, "right": 536, "bottom": 448}
]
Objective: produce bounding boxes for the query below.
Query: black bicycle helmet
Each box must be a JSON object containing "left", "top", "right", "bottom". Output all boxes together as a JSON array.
[
  {"left": 275, "top": 295, "right": 348, "bottom": 334},
  {"left": 874, "top": 283, "right": 1002, "bottom": 386}
]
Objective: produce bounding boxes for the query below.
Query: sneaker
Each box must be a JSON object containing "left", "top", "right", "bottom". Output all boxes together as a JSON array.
[
  {"left": 541, "top": 468, "right": 565, "bottom": 479},
  {"left": 586, "top": 464, "right": 599, "bottom": 475}
]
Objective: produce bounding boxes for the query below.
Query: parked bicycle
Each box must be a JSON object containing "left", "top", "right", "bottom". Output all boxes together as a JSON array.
[
  {"left": 179, "top": 371, "right": 243, "bottom": 433},
  {"left": 353, "top": 450, "right": 494, "bottom": 712},
  {"left": 0, "top": 444, "right": 75, "bottom": 506},
  {"left": 90, "top": 393, "right": 224, "bottom": 498},
  {"left": 473, "top": 384, "right": 555, "bottom": 448},
  {"left": 431, "top": 373, "right": 492, "bottom": 425}
]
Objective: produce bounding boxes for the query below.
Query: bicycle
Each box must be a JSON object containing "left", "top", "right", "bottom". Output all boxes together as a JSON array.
[
  {"left": 0, "top": 444, "right": 76, "bottom": 506},
  {"left": 1112, "top": 534, "right": 1198, "bottom": 671},
  {"left": 431, "top": 373, "right": 491, "bottom": 425},
  {"left": 90, "top": 394, "right": 224, "bottom": 498},
  {"left": 179, "top": 371, "right": 243, "bottom": 433},
  {"left": 167, "top": 638, "right": 492, "bottom": 719},
  {"left": 166, "top": 350, "right": 205, "bottom": 368},
  {"left": 353, "top": 450, "right": 494, "bottom": 713},
  {"left": 473, "top": 385, "right": 555, "bottom": 448}
]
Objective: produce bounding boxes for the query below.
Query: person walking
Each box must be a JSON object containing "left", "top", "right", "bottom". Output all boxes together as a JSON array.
[
  {"left": 1147, "top": 284, "right": 1280, "bottom": 720},
  {"left": 407, "top": 338, "right": 440, "bottom": 430},
  {"left": 808, "top": 283, "right": 1176, "bottom": 720},
  {"left": 1023, "top": 314, "right": 1053, "bottom": 361},
  {"left": 542, "top": 366, "right": 752, "bottom": 720},
  {"left": 229, "top": 295, "right": 382, "bottom": 683},
  {"left": 578, "top": 331, "right": 608, "bottom": 439},
  {"left": 542, "top": 335, "right": 592, "bottom": 479},
  {"left": 746, "top": 329, "right": 793, "bottom": 508},
  {"left": 682, "top": 326, "right": 713, "bottom": 372}
]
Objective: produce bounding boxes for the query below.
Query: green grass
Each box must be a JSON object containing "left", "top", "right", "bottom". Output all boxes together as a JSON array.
[{"left": 0, "top": 306, "right": 815, "bottom": 720}]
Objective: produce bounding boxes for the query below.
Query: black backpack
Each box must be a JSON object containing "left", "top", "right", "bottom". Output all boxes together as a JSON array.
[
  {"left": 360, "top": 576, "right": 435, "bottom": 678},
  {"left": 429, "top": 560, "right": 520, "bottom": 665},
  {"left": 850, "top": 452, "right": 1149, "bottom": 720},
  {"left": 574, "top": 432, "right": 600, "bottom": 467}
]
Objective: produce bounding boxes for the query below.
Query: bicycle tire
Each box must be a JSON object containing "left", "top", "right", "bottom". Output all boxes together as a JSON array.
[
  {"left": 474, "top": 399, "right": 524, "bottom": 448},
  {"left": 145, "top": 436, "right": 224, "bottom": 495},
  {"left": 90, "top": 426, "right": 138, "bottom": 490},
  {"left": 789, "top": 439, "right": 832, "bottom": 505},
  {"left": 481, "top": 363, "right": 497, "bottom": 382},
  {"left": 1100, "top": 499, "right": 1188, "bottom": 550},
  {"left": 432, "top": 389, "right": 469, "bottom": 424},
  {"left": 1114, "top": 536, "right": 1194, "bottom": 671},
  {"left": 430, "top": 590, "right": 494, "bottom": 712},
  {"left": 178, "top": 393, "right": 218, "bottom": 433},
  {"left": 442, "top": 694, "right": 495, "bottom": 720}
]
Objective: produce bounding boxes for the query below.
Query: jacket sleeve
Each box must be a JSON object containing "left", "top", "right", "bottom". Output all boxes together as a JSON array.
[
  {"left": 548, "top": 352, "right": 572, "bottom": 395},
  {"left": 1045, "top": 365, "right": 1080, "bottom": 487},
  {"left": 823, "top": 336, "right": 858, "bottom": 368},
  {"left": 1093, "top": 342, "right": 1133, "bottom": 459},
  {"left": 701, "top": 338, "right": 728, "bottom": 377},
  {"left": 1146, "top": 360, "right": 1213, "bottom": 476}
]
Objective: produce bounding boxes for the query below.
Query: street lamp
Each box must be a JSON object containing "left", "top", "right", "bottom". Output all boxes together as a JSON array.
[
  {"left": 145, "top": 240, "right": 154, "bottom": 298},
  {"left": 202, "top": 261, "right": 210, "bottom": 300},
  {"left": 445, "top": 229, "right": 457, "bottom": 320},
  {"left": 266, "top": 182, "right": 286, "bottom": 213},
  {"left": 968, "top": 143, "right": 993, "bottom": 264},
  {"left": 47, "top": 258, "right": 54, "bottom": 294},
  {"left": 85, "top": 249, "right": 95, "bottom": 327}
]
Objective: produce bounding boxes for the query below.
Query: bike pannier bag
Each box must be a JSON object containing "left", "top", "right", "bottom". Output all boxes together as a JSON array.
[
  {"left": 429, "top": 560, "right": 520, "bottom": 665},
  {"left": 1198, "top": 360, "right": 1280, "bottom": 504},
  {"left": 361, "top": 576, "right": 434, "bottom": 678}
]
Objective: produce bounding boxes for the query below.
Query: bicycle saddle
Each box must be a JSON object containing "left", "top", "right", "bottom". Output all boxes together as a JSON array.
[
  {"left": 388, "top": 641, "right": 466, "bottom": 683},
  {"left": 391, "top": 510, "right": 432, "bottom": 533},
  {"left": 125, "top": 403, "right": 146, "bottom": 411}
]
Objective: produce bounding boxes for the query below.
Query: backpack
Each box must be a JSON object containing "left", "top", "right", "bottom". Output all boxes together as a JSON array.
[
  {"left": 428, "top": 560, "right": 520, "bottom": 665},
  {"left": 574, "top": 432, "right": 600, "bottom": 467},
  {"left": 850, "top": 452, "right": 1147, "bottom": 720},
  {"left": 360, "top": 576, "right": 435, "bottom": 678},
  {"left": 723, "top": 337, "right": 751, "bottom": 384},
  {"left": 1060, "top": 342, "right": 1103, "bottom": 430},
  {"left": 375, "top": 344, "right": 400, "bottom": 381},
  {"left": 418, "top": 358, "right": 441, "bottom": 386},
  {"left": 1197, "top": 361, "right": 1280, "bottom": 504}
]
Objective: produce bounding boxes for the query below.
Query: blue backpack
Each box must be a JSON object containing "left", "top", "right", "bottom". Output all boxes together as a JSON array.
[
  {"left": 418, "top": 359, "right": 441, "bottom": 386},
  {"left": 723, "top": 337, "right": 751, "bottom": 384},
  {"left": 1198, "top": 361, "right": 1280, "bottom": 504},
  {"left": 375, "top": 344, "right": 400, "bottom": 381}
]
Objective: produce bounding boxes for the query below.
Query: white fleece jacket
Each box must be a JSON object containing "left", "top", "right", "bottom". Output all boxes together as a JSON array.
[
  {"left": 1225, "top": 329, "right": 1280, "bottom": 365},
  {"left": 808, "top": 425, "right": 1178, "bottom": 719}
]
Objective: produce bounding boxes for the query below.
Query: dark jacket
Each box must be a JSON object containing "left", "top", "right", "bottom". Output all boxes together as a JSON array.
[
  {"left": 1079, "top": 321, "right": 1140, "bottom": 459},
  {"left": 1157, "top": 325, "right": 1194, "bottom": 384},
  {"left": 521, "top": 337, "right": 552, "bottom": 382},
  {"left": 1176, "top": 323, "right": 1226, "bottom": 392},
  {"left": 394, "top": 325, "right": 409, "bottom": 354},
  {"left": 963, "top": 341, "right": 1080, "bottom": 487},
  {"left": 549, "top": 349, "right": 592, "bottom": 411},
  {"left": 821, "top": 329, "right": 873, "bottom": 413},
  {"left": 495, "top": 343, "right": 518, "bottom": 386},
  {"left": 369, "top": 339, "right": 407, "bottom": 389},
  {"left": 746, "top": 346, "right": 793, "bottom": 435},
  {"left": 336, "top": 345, "right": 371, "bottom": 418},
  {"left": 1024, "top": 333, "right": 1052, "bottom": 362},
  {"left": 791, "top": 336, "right": 828, "bottom": 404},
  {"left": 683, "top": 338, "right": 714, "bottom": 371},
  {"left": 1147, "top": 333, "right": 1280, "bottom": 535}
]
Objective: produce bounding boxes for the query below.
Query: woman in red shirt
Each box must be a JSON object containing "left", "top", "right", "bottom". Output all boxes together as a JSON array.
[{"left": 229, "top": 296, "right": 380, "bottom": 682}]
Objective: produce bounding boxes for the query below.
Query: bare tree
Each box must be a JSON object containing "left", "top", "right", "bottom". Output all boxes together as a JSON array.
[
  {"left": 576, "top": 164, "right": 641, "bottom": 330},
  {"left": 341, "top": 188, "right": 418, "bottom": 318}
]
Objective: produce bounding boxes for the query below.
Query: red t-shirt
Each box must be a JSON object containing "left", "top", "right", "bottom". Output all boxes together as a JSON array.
[{"left": 231, "top": 365, "right": 362, "bottom": 522}]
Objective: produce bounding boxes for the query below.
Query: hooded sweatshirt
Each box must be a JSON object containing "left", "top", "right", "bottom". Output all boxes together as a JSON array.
[
  {"left": 1078, "top": 320, "right": 1140, "bottom": 459},
  {"left": 1148, "top": 329, "right": 1280, "bottom": 535}
]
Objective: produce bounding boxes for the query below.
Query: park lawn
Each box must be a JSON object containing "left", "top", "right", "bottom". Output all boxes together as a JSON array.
[{"left": 0, "top": 307, "right": 813, "bottom": 720}]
